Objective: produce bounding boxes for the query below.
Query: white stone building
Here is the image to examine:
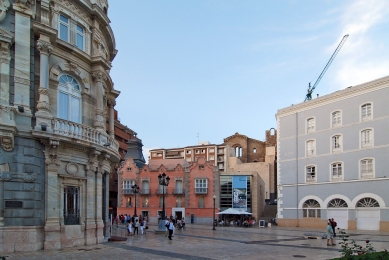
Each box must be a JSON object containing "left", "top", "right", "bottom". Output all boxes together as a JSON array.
[
  {"left": 0, "top": 0, "right": 120, "bottom": 252},
  {"left": 276, "top": 76, "right": 389, "bottom": 231}
]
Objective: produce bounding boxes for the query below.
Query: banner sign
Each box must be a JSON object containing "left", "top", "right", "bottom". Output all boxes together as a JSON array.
[{"left": 232, "top": 176, "right": 247, "bottom": 209}]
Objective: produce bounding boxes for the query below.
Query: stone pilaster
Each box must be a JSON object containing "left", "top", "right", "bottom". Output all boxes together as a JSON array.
[
  {"left": 107, "top": 99, "right": 115, "bottom": 138},
  {"left": 95, "top": 169, "right": 104, "bottom": 243},
  {"left": 92, "top": 71, "right": 107, "bottom": 132},
  {"left": 12, "top": 1, "right": 33, "bottom": 109},
  {"left": 0, "top": 42, "right": 11, "bottom": 105},
  {"left": 43, "top": 140, "right": 62, "bottom": 250},
  {"left": 84, "top": 150, "right": 99, "bottom": 245}
]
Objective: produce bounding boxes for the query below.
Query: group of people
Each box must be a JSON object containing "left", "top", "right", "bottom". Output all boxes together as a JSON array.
[
  {"left": 127, "top": 215, "right": 148, "bottom": 235},
  {"left": 216, "top": 217, "right": 256, "bottom": 227},
  {"left": 326, "top": 218, "right": 337, "bottom": 246}
]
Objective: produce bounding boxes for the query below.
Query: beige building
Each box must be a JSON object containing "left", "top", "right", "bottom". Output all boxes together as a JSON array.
[{"left": 0, "top": 0, "right": 120, "bottom": 253}]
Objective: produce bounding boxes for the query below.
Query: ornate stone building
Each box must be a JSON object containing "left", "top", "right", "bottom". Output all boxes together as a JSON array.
[{"left": 0, "top": 0, "right": 120, "bottom": 253}]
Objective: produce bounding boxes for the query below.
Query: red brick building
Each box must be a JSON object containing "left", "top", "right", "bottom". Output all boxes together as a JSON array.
[
  {"left": 117, "top": 157, "right": 219, "bottom": 224},
  {"left": 106, "top": 109, "right": 143, "bottom": 217}
]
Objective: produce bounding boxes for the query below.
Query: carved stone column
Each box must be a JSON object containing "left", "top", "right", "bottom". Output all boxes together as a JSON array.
[
  {"left": 107, "top": 99, "right": 115, "bottom": 138},
  {"left": 92, "top": 71, "right": 106, "bottom": 132},
  {"left": 43, "top": 140, "right": 62, "bottom": 250}
]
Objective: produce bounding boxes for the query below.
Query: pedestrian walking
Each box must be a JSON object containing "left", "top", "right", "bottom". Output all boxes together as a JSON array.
[
  {"left": 167, "top": 218, "right": 174, "bottom": 240},
  {"left": 326, "top": 221, "right": 335, "bottom": 246},
  {"left": 331, "top": 218, "right": 337, "bottom": 237},
  {"left": 134, "top": 219, "right": 139, "bottom": 235},
  {"left": 127, "top": 219, "right": 133, "bottom": 236}
]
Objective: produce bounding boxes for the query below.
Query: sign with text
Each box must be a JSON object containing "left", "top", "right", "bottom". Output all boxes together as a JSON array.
[{"left": 232, "top": 176, "right": 247, "bottom": 209}]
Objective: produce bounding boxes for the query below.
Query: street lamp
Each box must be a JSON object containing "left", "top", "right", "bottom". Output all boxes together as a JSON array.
[
  {"left": 212, "top": 194, "right": 216, "bottom": 230},
  {"left": 132, "top": 184, "right": 139, "bottom": 217},
  {"left": 158, "top": 172, "right": 170, "bottom": 221},
  {"left": 155, "top": 173, "right": 170, "bottom": 233}
]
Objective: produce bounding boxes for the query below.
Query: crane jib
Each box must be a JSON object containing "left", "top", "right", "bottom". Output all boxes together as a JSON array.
[{"left": 305, "top": 34, "right": 349, "bottom": 101}]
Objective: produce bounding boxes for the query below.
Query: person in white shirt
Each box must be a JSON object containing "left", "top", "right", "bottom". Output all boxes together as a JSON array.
[{"left": 168, "top": 219, "right": 174, "bottom": 240}]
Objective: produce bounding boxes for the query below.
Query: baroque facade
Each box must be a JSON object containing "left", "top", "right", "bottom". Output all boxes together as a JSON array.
[
  {"left": 276, "top": 75, "right": 389, "bottom": 231},
  {"left": 0, "top": 0, "right": 120, "bottom": 252}
]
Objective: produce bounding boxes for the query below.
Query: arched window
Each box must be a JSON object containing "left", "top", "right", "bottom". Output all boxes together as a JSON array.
[
  {"left": 303, "top": 199, "right": 321, "bottom": 218},
  {"left": 328, "top": 199, "right": 348, "bottom": 208},
  {"left": 235, "top": 146, "right": 242, "bottom": 157},
  {"left": 58, "top": 75, "right": 81, "bottom": 123},
  {"left": 253, "top": 148, "right": 257, "bottom": 153},
  {"left": 307, "top": 118, "right": 315, "bottom": 133},
  {"left": 361, "top": 103, "right": 372, "bottom": 121},
  {"left": 332, "top": 111, "right": 341, "bottom": 127},
  {"left": 356, "top": 197, "right": 379, "bottom": 207}
]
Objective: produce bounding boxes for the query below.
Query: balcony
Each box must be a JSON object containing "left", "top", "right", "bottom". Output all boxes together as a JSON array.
[
  {"left": 32, "top": 118, "right": 120, "bottom": 160},
  {"left": 142, "top": 203, "right": 149, "bottom": 207},
  {"left": 195, "top": 188, "right": 208, "bottom": 194},
  {"left": 123, "top": 189, "right": 134, "bottom": 195},
  {"left": 156, "top": 188, "right": 169, "bottom": 195},
  {"left": 140, "top": 188, "right": 150, "bottom": 195},
  {"left": 173, "top": 188, "right": 185, "bottom": 195}
]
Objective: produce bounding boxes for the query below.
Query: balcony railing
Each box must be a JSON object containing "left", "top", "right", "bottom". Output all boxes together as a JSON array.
[
  {"left": 173, "top": 188, "right": 184, "bottom": 195},
  {"left": 51, "top": 118, "right": 119, "bottom": 151},
  {"left": 195, "top": 188, "right": 208, "bottom": 194},
  {"left": 123, "top": 189, "right": 134, "bottom": 194},
  {"left": 142, "top": 203, "right": 149, "bottom": 207},
  {"left": 140, "top": 188, "right": 150, "bottom": 195},
  {"left": 156, "top": 188, "right": 169, "bottom": 195}
]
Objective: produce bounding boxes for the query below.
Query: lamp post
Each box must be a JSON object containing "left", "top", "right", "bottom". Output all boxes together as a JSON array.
[
  {"left": 158, "top": 173, "right": 170, "bottom": 221},
  {"left": 212, "top": 194, "right": 216, "bottom": 230},
  {"left": 155, "top": 173, "right": 170, "bottom": 233},
  {"left": 132, "top": 184, "right": 139, "bottom": 217}
]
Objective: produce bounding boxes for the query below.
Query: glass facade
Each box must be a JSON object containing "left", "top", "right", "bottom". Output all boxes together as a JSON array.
[{"left": 220, "top": 175, "right": 252, "bottom": 212}]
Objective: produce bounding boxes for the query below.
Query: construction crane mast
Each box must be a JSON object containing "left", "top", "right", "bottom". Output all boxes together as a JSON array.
[{"left": 305, "top": 34, "right": 349, "bottom": 101}]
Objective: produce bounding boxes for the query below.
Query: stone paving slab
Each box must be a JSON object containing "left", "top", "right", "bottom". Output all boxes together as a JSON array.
[{"left": 2, "top": 225, "right": 389, "bottom": 260}]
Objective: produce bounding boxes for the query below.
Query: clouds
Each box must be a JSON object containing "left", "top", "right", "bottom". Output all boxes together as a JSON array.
[{"left": 332, "top": 0, "right": 389, "bottom": 89}]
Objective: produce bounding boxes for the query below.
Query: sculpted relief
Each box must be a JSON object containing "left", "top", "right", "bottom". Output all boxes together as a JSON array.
[{"left": 0, "top": 0, "right": 10, "bottom": 22}]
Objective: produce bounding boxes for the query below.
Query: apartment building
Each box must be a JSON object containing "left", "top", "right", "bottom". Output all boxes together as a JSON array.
[{"left": 276, "top": 75, "right": 389, "bottom": 231}]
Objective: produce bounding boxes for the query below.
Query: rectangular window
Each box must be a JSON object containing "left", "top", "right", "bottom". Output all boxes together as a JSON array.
[
  {"left": 332, "top": 135, "right": 341, "bottom": 151},
  {"left": 142, "top": 196, "right": 148, "bottom": 207},
  {"left": 306, "top": 166, "right": 316, "bottom": 182},
  {"left": 123, "top": 180, "right": 134, "bottom": 194},
  {"left": 198, "top": 196, "right": 204, "bottom": 208},
  {"left": 361, "top": 104, "right": 372, "bottom": 121},
  {"left": 195, "top": 179, "right": 207, "bottom": 194},
  {"left": 76, "top": 25, "right": 84, "bottom": 50},
  {"left": 361, "top": 159, "right": 373, "bottom": 178},
  {"left": 174, "top": 180, "right": 183, "bottom": 194},
  {"left": 303, "top": 209, "right": 320, "bottom": 218},
  {"left": 332, "top": 163, "right": 342, "bottom": 179},
  {"left": 176, "top": 196, "right": 182, "bottom": 207},
  {"left": 63, "top": 186, "right": 79, "bottom": 225},
  {"left": 141, "top": 180, "right": 150, "bottom": 194},
  {"left": 307, "top": 118, "right": 315, "bottom": 133},
  {"left": 332, "top": 111, "right": 341, "bottom": 127},
  {"left": 59, "top": 15, "right": 69, "bottom": 42},
  {"left": 361, "top": 130, "right": 372, "bottom": 147},
  {"left": 306, "top": 140, "right": 315, "bottom": 156}
]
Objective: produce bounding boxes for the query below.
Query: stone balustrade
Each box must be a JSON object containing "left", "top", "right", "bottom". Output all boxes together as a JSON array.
[{"left": 51, "top": 118, "right": 119, "bottom": 151}]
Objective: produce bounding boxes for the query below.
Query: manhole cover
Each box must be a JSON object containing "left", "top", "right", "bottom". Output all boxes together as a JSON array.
[{"left": 292, "top": 255, "right": 306, "bottom": 258}]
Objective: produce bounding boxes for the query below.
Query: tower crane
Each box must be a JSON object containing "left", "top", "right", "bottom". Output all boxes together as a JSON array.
[{"left": 305, "top": 34, "right": 349, "bottom": 101}]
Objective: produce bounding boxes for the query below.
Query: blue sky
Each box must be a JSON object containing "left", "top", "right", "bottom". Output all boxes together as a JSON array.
[{"left": 109, "top": 0, "right": 389, "bottom": 160}]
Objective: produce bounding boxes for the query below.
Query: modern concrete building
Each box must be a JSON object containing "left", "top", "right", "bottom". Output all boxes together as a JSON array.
[
  {"left": 276, "top": 75, "right": 389, "bottom": 231},
  {"left": 0, "top": 0, "right": 120, "bottom": 252},
  {"left": 117, "top": 157, "right": 219, "bottom": 224}
]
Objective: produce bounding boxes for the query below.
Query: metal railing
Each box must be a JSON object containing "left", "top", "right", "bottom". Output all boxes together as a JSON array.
[
  {"left": 173, "top": 188, "right": 184, "bottom": 195},
  {"left": 123, "top": 189, "right": 134, "bottom": 194}
]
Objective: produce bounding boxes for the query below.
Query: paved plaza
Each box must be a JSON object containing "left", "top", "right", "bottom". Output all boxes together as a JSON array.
[{"left": 3, "top": 224, "right": 389, "bottom": 260}]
